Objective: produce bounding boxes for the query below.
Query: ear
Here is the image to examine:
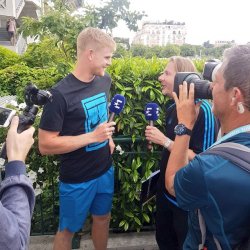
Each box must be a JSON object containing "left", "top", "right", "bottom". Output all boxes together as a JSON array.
[
  {"left": 230, "top": 87, "right": 243, "bottom": 105},
  {"left": 87, "top": 49, "right": 94, "bottom": 61}
]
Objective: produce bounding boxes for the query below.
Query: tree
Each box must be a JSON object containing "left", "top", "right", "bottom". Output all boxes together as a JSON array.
[
  {"left": 160, "top": 45, "right": 181, "bottom": 58},
  {"left": 19, "top": 0, "right": 145, "bottom": 61}
]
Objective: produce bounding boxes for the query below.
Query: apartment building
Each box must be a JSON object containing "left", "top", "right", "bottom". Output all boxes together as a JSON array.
[
  {"left": 132, "top": 20, "right": 187, "bottom": 46},
  {"left": 0, "top": 0, "right": 43, "bottom": 53},
  {"left": 0, "top": 0, "right": 83, "bottom": 54}
]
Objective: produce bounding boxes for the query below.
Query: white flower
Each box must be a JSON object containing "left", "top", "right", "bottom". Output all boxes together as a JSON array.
[
  {"left": 53, "top": 161, "right": 58, "bottom": 165},
  {"left": 10, "top": 100, "right": 18, "bottom": 107},
  {"left": 38, "top": 167, "right": 44, "bottom": 174},
  {"left": 18, "top": 103, "right": 26, "bottom": 109},
  {"left": 34, "top": 187, "right": 42, "bottom": 196},
  {"left": 116, "top": 144, "right": 124, "bottom": 155},
  {"left": 27, "top": 170, "right": 37, "bottom": 184}
]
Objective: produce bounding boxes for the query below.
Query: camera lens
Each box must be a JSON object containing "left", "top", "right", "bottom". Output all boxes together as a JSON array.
[
  {"left": 203, "top": 60, "right": 221, "bottom": 82},
  {"left": 174, "top": 72, "right": 212, "bottom": 99}
]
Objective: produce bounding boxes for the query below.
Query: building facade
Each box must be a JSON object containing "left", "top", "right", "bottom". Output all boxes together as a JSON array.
[
  {"left": 132, "top": 21, "right": 187, "bottom": 47},
  {"left": 214, "top": 40, "right": 235, "bottom": 47},
  {"left": 0, "top": 0, "right": 43, "bottom": 53}
]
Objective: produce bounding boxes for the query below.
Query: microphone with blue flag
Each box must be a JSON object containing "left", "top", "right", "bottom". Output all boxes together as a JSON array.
[
  {"left": 145, "top": 102, "right": 159, "bottom": 150},
  {"left": 108, "top": 94, "right": 126, "bottom": 122}
]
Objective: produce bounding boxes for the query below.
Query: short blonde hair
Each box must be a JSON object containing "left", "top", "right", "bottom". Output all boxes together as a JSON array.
[
  {"left": 169, "top": 56, "right": 197, "bottom": 72},
  {"left": 77, "top": 27, "right": 116, "bottom": 57}
]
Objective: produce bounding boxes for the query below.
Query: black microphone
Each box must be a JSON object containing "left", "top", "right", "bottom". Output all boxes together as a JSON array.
[
  {"left": 144, "top": 103, "right": 159, "bottom": 150},
  {"left": 108, "top": 94, "right": 126, "bottom": 122}
]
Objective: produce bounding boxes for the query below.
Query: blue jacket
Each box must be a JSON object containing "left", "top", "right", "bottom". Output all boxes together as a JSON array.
[{"left": 0, "top": 161, "right": 35, "bottom": 250}]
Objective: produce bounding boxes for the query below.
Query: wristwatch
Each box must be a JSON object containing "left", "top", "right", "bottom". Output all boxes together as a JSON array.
[
  {"left": 174, "top": 124, "right": 192, "bottom": 136},
  {"left": 163, "top": 138, "right": 172, "bottom": 149}
]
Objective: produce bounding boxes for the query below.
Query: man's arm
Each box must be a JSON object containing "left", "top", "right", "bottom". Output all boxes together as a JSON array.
[
  {"left": 165, "top": 83, "right": 199, "bottom": 196},
  {"left": 0, "top": 116, "right": 35, "bottom": 250},
  {"left": 0, "top": 162, "right": 35, "bottom": 250},
  {"left": 39, "top": 121, "right": 116, "bottom": 155}
]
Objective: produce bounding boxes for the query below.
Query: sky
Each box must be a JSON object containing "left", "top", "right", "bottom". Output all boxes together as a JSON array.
[{"left": 86, "top": 0, "right": 250, "bottom": 45}]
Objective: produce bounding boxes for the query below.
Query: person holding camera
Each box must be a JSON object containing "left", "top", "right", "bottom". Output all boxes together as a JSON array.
[
  {"left": 0, "top": 116, "right": 35, "bottom": 250},
  {"left": 165, "top": 45, "right": 250, "bottom": 249},
  {"left": 145, "top": 56, "right": 219, "bottom": 250},
  {"left": 38, "top": 28, "right": 116, "bottom": 250}
]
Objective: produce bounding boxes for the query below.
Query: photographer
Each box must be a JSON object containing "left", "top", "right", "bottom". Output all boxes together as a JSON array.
[
  {"left": 165, "top": 45, "right": 250, "bottom": 249},
  {"left": 0, "top": 116, "right": 35, "bottom": 250}
]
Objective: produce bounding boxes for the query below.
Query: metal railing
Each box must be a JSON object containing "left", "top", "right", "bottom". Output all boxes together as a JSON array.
[{"left": 30, "top": 136, "right": 161, "bottom": 236}]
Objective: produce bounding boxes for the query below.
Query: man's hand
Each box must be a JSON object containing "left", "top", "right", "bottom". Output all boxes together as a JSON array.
[
  {"left": 6, "top": 116, "right": 35, "bottom": 163},
  {"left": 172, "top": 82, "right": 201, "bottom": 130},
  {"left": 92, "top": 122, "right": 116, "bottom": 143}
]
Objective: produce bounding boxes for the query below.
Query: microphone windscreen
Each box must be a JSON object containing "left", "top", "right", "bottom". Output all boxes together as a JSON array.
[
  {"left": 144, "top": 103, "right": 159, "bottom": 121},
  {"left": 109, "top": 94, "right": 126, "bottom": 114}
]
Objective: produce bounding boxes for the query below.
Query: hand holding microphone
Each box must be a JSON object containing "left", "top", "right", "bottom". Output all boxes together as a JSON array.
[
  {"left": 144, "top": 103, "right": 159, "bottom": 150},
  {"left": 108, "top": 94, "right": 126, "bottom": 122},
  {"left": 92, "top": 94, "right": 126, "bottom": 143}
]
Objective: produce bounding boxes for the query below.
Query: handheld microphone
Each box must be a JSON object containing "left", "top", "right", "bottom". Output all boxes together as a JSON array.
[
  {"left": 108, "top": 94, "right": 126, "bottom": 122},
  {"left": 144, "top": 103, "right": 159, "bottom": 150}
]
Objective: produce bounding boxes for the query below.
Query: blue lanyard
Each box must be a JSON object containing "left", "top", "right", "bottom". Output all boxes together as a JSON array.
[{"left": 211, "top": 124, "right": 250, "bottom": 148}]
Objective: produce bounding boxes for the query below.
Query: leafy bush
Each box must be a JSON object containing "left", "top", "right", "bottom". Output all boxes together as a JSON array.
[
  {"left": 0, "top": 56, "right": 206, "bottom": 233},
  {"left": 0, "top": 46, "right": 20, "bottom": 70},
  {"left": 0, "top": 64, "right": 65, "bottom": 99}
]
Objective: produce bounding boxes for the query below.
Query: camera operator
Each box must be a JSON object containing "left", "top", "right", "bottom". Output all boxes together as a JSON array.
[
  {"left": 0, "top": 116, "right": 35, "bottom": 250},
  {"left": 165, "top": 45, "right": 250, "bottom": 249}
]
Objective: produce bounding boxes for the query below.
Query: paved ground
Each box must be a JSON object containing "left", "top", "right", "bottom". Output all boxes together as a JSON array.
[{"left": 29, "top": 231, "right": 158, "bottom": 250}]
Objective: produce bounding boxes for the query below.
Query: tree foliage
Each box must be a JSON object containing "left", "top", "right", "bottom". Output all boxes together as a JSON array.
[{"left": 19, "top": 0, "right": 145, "bottom": 61}]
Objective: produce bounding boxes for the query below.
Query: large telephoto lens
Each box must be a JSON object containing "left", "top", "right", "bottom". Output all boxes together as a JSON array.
[
  {"left": 203, "top": 59, "right": 221, "bottom": 82},
  {"left": 174, "top": 72, "right": 212, "bottom": 99}
]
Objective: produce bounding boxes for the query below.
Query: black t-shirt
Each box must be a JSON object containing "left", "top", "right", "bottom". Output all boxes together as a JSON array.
[
  {"left": 39, "top": 73, "right": 112, "bottom": 183},
  {"left": 158, "top": 99, "right": 219, "bottom": 199}
]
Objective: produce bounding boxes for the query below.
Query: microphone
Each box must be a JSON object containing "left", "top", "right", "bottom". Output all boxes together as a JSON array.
[
  {"left": 144, "top": 103, "right": 159, "bottom": 150},
  {"left": 108, "top": 94, "right": 126, "bottom": 122}
]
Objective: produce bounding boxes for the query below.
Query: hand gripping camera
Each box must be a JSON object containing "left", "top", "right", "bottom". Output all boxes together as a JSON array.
[
  {"left": 173, "top": 59, "right": 221, "bottom": 99},
  {"left": 0, "top": 84, "right": 52, "bottom": 159}
]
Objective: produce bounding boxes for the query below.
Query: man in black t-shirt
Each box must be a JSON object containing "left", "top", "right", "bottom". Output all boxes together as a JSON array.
[
  {"left": 39, "top": 28, "right": 116, "bottom": 250},
  {"left": 145, "top": 56, "right": 219, "bottom": 250}
]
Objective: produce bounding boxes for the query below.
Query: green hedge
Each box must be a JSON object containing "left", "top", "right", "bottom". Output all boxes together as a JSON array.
[
  {"left": 0, "top": 52, "right": 206, "bottom": 233},
  {"left": 0, "top": 46, "right": 20, "bottom": 70}
]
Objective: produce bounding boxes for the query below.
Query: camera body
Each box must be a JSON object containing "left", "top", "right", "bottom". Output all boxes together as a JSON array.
[
  {"left": 173, "top": 59, "right": 221, "bottom": 99},
  {"left": 0, "top": 84, "right": 52, "bottom": 159}
]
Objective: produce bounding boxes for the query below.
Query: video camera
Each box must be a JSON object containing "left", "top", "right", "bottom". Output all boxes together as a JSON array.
[
  {"left": 173, "top": 59, "right": 221, "bottom": 99},
  {"left": 0, "top": 84, "right": 52, "bottom": 159}
]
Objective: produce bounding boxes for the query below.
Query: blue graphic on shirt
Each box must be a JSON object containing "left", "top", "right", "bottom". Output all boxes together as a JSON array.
[{"left": 81, "top": 93, "right": 108, "bottom": 151}]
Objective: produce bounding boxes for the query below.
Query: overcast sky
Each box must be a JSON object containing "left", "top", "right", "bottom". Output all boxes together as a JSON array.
[{"left": 86, "top": 0, "right": 250, "bottom": 45}]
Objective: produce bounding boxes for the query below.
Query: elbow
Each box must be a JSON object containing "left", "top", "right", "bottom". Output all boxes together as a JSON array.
[
  {"left": 165, "top": 176, "right": 176, "bottom": 197},
  {"left": 38, "top": 142, "right": 50, "bottom": 155}
]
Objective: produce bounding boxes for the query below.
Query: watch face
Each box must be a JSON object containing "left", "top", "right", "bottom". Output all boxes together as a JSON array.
[{"left": 174, "top": 124, "right": 191, "bottom": 135}]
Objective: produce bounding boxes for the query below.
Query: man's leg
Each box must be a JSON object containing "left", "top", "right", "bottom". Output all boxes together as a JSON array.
[
  {"left": 92, "top": 213, "right": 111, "bottom": 250},
  {"left": 53, "top": 229, "right": 74, "bottom": 250},
  {"left": 90, "top": 166, "right": 114, "bottom": 250}
]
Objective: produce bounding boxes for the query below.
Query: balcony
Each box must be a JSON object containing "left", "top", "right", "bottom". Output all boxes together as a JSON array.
[{"left": 19, "top": 0, "right": 42, "bottom": 19}]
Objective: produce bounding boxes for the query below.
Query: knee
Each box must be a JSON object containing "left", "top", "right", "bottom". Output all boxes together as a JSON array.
[{"left": 92, "top": 214, "right": 111, "bottom": 225}]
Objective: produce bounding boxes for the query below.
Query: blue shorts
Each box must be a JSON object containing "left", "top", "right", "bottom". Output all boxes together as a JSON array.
[{"left": 59, "top": 166, "right": 114, "bottom": 233}]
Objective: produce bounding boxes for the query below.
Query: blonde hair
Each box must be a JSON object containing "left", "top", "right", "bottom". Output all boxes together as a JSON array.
[
  {"left": 77, "top": 27, "right": 116, "bottom": 57},
  {"left": 169, "top": 56, "right": 197, "bottom": 72}
]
